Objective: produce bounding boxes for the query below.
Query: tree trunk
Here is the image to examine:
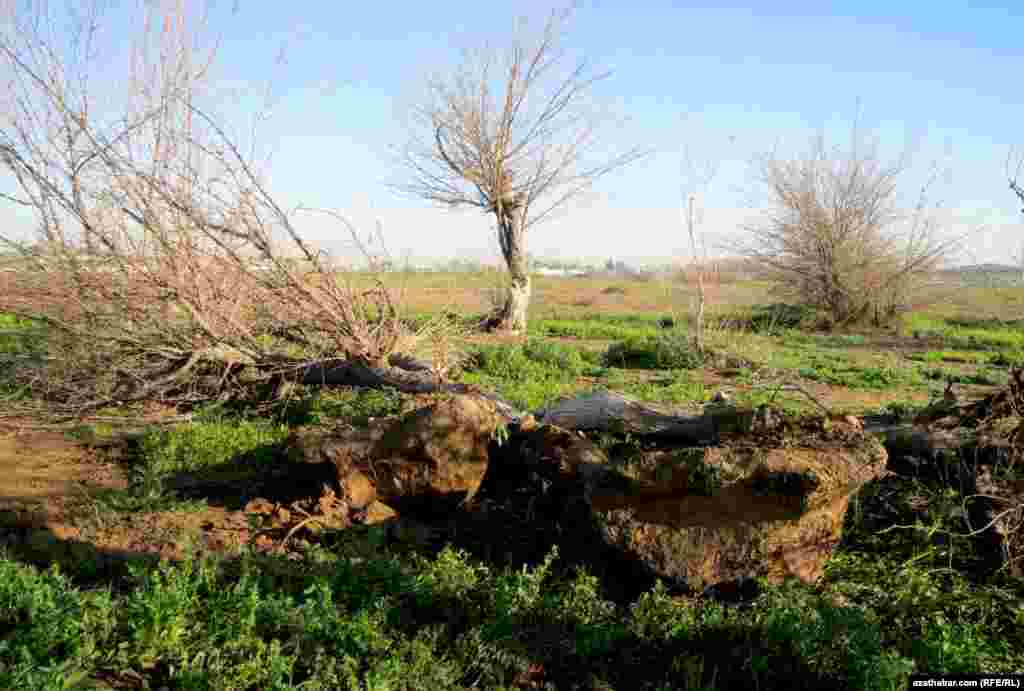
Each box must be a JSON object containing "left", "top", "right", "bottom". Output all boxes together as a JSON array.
[
  {"left": 490, "top": 206, "right": 531, "bottom": 333},
  {"left": 498, "top": 272, "right": 531, "bottom": 332}
]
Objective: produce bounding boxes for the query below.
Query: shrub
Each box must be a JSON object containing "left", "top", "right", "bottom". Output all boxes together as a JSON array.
[
  {"left": 603, "top": 332, "right": 705, "bottom": 370},
  {"left": 739, "top": 128, "right": 952, "bottom": 327}
]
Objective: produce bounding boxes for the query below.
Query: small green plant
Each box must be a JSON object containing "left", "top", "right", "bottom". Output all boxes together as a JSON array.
[
  {"left": 671, "top": 448, "right": 721, "bottom": 496},
  {"left": 604, "top": 332, "right": 705, "bottom": 370},
  {"left": 748, "top": 303, "right": 817, "bottom": 333},
  {"left": 629, "top": 579, "right": 697, "bottom": 640},
  {"left": 491, "top": 420, "right": 510, "bottom": 446},
  {"left": 871, "top": 399, "right": 924, "bottom": 420}
]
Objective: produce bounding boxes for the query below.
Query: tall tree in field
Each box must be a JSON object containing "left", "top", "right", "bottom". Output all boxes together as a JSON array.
[{"left": 399, "top": 8, "right": 644, "bottom": 332}]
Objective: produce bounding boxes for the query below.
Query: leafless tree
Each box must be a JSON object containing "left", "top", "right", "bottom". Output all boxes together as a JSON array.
[
  {"left": 679, "top": 148, "right": 720, "bottom": 354},
  {"left": 1009, "top": 148, "right": 1024, "bottom": 214},
  {"left": 397, "top": 7, "right": 645, "bottom": 332},
  {"left": 1007, "top": 148, "right": 1024, "bottom": 284},
  {"left": 738, "top": 127, "right": 955, "bottom": 327},
  {"left": 0, "top": 0, "right": 471, "bottom": 413}
]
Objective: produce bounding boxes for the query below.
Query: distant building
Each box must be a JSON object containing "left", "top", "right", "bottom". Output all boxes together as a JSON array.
[{"left": 534, "top": 267, "right": 587, "bottom": 277}]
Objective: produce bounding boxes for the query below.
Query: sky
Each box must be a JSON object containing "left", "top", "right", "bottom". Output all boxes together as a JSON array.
[{"left": 3, "top": 0, "right": 1023, "bottom": 265}]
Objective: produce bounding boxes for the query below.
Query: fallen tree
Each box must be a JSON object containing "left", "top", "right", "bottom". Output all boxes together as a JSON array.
[{"left": 0, "top": 0, "right": 466, "bottom": 413}]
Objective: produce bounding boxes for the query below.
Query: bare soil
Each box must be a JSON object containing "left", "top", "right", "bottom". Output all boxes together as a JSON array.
[{"left": 0, "top": 427, "right": 257, "bottom": 572}]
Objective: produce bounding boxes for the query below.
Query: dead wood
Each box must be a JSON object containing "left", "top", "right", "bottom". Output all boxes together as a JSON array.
[
  {"left": 537, "top": 389, "right": 727, "bottom": 443},
  {"left": 296, "top": 358, "right": 524, "bottom": 420}
]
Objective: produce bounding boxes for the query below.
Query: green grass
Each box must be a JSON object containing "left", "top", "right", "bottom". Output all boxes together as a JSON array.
[
  {"left": 5, "top": 521, "right": 1020, "bottom": 691},
  {"left": 0, "top": 545, "right": 919, "bottom": 690},
  {"left": 780, "top": 330, "right": 867, "bottom": 349},
  {"left": 904, "top": 314, "right": 1024, "bottom": 351},
  {"left": 136, "top": 418, "right": 289, "bottom": 477},
  {"left": 0, "top": 312, "right": 47, "bottom": 398},
  {"left": 908, "top": 350, "right": 990, "bottom": 365},
  {"left": 920, "top": 366, "right": 1005, "bottom": 387},
  {"left": 767, "top": 348, "right": 925, "bottom": 390},
  {"left": 620, "top": 372, "right": 709, "bottom": 405},
  {"left": 459, "top": 339, "right": 603, "bottom": 410},
  {"left": 4, "top": 292, "right": 1024, "bottom": 689},
  {"left": 268, "top": 387, "right": 405, "bottom": 427},
  {"left": 529, "top": 317, "right": 661, "bottom": 341},
  {"left": 95, "top": 417, "right": 292, "bottom": 513}
]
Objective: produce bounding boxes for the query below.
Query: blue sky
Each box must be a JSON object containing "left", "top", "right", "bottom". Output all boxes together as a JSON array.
[{"left": 5, "top": 0, "right": 1024, "bottom": 264}]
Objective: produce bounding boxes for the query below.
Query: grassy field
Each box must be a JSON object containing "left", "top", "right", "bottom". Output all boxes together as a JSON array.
[{"left": 2, "top": 273, "right": 1024, "bottom": 690}]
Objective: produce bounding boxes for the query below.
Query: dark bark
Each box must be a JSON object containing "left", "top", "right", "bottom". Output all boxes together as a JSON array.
[{"left": 1011, "top": 177, "right": 1024, "bottom": 213}]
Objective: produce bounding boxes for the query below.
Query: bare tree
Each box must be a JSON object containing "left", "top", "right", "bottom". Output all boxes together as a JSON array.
[
  {"left": 0, "top": 0, "right": 476, "bottom": 413},
  {"left": 739, "top": 127, "right": 955, "bottom": 327},
  {"left": 1009, "top": 148, "right": 1024, "bottom": 213},
  {"left": 398, "top": 8, "right": 645, "bottom": 332},
  {"left": 680, "top": 149, "right": 720, "bottom": 354},
  {"left": 1006, "top": 149, "right": 1024, "bottom": 285}
]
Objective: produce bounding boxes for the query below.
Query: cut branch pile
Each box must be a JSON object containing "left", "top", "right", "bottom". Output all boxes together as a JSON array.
[{"left": 0, "top": 0, "right": 460, "bottom": 413}]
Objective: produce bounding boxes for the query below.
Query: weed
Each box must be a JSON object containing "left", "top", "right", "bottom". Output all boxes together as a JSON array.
[
  {"left": 622, "top": 373, "right": 708, "bottom": 405},
  {"left": 669, "top": 448, "right": 722, "bottom": 496},
  {"left": 748, "top": 303, "right": 818, "bottom": 333},
  {"left": 869, "top": 399, "right": 925, "bottom": 420},
  {"left": 785, "top": 351, "right": 923, "bottom": 389},
  {"left": 101, "top": 419, "right": 292, "bottom": 511},
  {"left": 529, "top": 317, "right": 659, "bottom": 340},
  {"left": 279, "top": 387, "right": 405, "bottom": 426},
  {"left": 0, "top": 312, "right": 46, "bottom": 398},
  {"left": 604, "top": 332, "right": 705, "bottom": 370},
  {"left": 459, "top": 340, "right": 600, "bottom": 409},
  {"left": 989, "top": 351, "right": 1024, "bottom": 367},
  {"left": 921, "top": 366, "right": 1003, "bottom": 387},
  {"left": 910, "top": 350, "right": 988, "bottom": 365},
  {"left": 903, "top": 314, "right": 1024, "bottom": 351}
]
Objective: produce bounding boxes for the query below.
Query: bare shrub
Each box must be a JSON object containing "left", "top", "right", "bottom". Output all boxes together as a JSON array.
[
  {"left": 0, "top": 1, "right": 439, "bottom": 411},
  {"left": 739, "top": 128, "right": 955, "bottom": 327}
]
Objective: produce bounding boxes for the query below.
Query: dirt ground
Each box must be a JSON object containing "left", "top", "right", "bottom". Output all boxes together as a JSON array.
[{"left": 0, "top": 427, "right": 258, "bottom": 571}]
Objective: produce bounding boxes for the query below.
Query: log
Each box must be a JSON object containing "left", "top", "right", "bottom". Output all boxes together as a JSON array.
[
  {"left": 301, "top": 359, "right": 739, "bottom": 444},
  {"left": 296, "top": 358, "right": 729, "bottom": 443},
  {"left": 537, "top": 390, "right": 729, "bottom": 444},
  {"left": 298, "top": 359, "right": 525, "bottom": 420}
]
